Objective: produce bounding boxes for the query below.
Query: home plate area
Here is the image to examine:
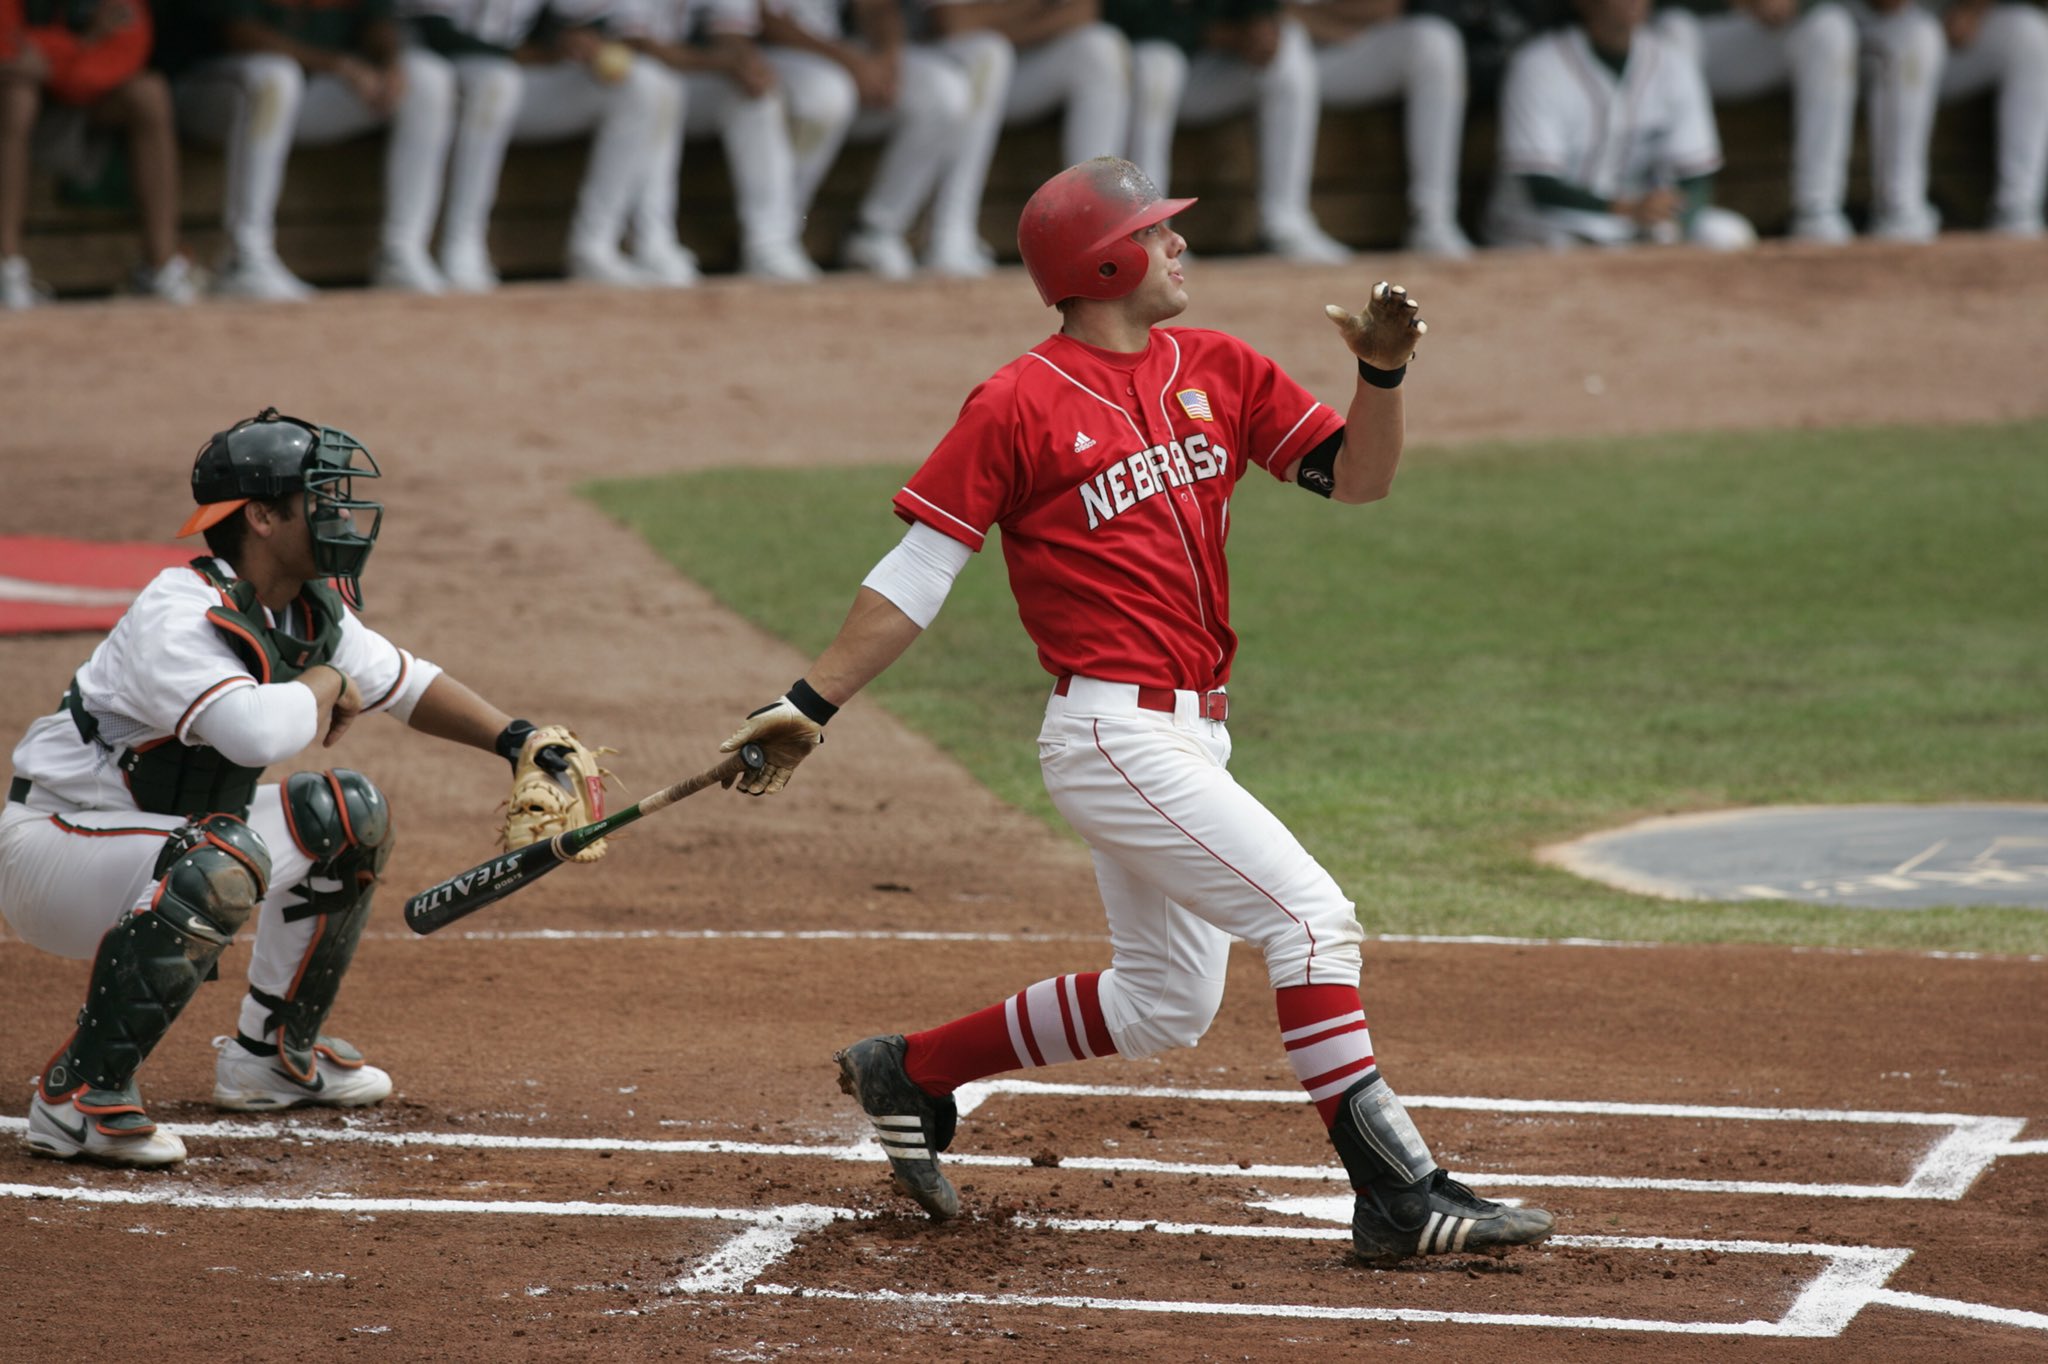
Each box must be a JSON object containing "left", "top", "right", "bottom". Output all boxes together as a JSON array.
[{"left": 6, "top": 1079, "right": 2045, "bottom": 1341}]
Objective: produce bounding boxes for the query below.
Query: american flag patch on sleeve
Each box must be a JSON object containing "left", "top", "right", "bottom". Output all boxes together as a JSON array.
[{"left": 1176, "top": 389, "right": 1214, "bottom": 421}]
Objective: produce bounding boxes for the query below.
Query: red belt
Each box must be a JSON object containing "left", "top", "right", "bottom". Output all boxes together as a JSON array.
[{"left": 1054, "top": 675, "right": 1230, "bottom": 722}]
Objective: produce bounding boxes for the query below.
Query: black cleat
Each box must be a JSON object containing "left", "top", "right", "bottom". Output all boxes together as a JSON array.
[
  {"left": 834, "top": 1035, "right": 960, "bottom": 1221},
  {"left": 1351, "top": 1169, "right": 1555, "bottom": 1264}
]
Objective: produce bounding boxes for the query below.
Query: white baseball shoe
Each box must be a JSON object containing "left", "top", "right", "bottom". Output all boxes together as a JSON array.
[
  {"left": 213, "top": 249, "right": 316, "bottom": 302},
  {"left": 212, "top": 1034, "right": 393, "bottom": 1111},
  {"left": 2, "top": 254, "right": 52, "bottom": 310},
  {"left": 439, "top": 238, "right": 501, "bottom": 294},
  {"left": 1405, "top": 216, "right": 1474, "bottom": 259},
  {"left": 1262, "top": 218, "right": 1355, "bottom": 265},
  {"left": 25, "top": 1085, "right": 186, "bottom": 1167},
  {"left": 1869, "top": 202, "right": 1941, "bottom": 244},
  {"left": 372, "top": 245, "right": 448, "bottom": 294},
  {"left": 631, "top": 237, "right": 701, "bottom": 288},
  {"left": 843, "top": 228, "right": 917, "bottom": 281},
  {"left": 1989, "top": 209, "right": 2044, "bottom": 240},
  {"left": 924, "top": 234, "right": 996, "bottom": 279},
  {"left": 741, "top": 238, "right": 822, "bottom": 283},
  {"left": 567, "top": 239, "right": 655, "bottom": 288},
  {"left": 1787, "top": 209, "right": 1854, "bottom": 244},
  {"left": 129, "top": 254, "right": 204, "bottom": 304}
]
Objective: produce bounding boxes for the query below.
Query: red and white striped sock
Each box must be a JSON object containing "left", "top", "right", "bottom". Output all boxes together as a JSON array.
[
  {"left": 904, "top": 972, "right": 1116, "bottom": 1096},
  {"left": 1275, "top": 984, "right": 1377, "bottom": 1127}
]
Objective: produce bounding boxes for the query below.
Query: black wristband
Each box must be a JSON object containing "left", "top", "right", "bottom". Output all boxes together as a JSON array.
[
  {"left": 786, "top": 678, "right": 839, "bottom": 726},
  {"left": 494, "top": 718, "right": 537, "bottom": 769},
  {"left": 1358, "top": 358, "right": 1407, "bottom": 389}
]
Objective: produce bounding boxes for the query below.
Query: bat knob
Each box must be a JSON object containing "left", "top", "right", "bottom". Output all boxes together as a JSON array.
[{"left": 741, "top": 742, "right": 766, "bottom": 772}]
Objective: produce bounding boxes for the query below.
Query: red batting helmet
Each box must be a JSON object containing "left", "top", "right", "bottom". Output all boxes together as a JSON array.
[{"left": 1017, "top": 158, "right": 1197, "bottom": 307}]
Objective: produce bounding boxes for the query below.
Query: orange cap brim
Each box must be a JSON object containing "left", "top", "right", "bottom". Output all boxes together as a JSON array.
[{"left": 176, "top": 498, "right": 249, "bottom": 538}]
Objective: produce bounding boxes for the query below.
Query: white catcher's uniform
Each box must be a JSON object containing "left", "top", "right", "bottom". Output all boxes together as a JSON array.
[
  {"left": 0, "top": 562, "right": 439, "bottom": 1043},
  {"left": 1488, "top": 24, "right": 1757, "bottom": 249}
]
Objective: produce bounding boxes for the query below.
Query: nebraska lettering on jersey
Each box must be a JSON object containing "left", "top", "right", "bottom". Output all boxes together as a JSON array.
[
  {"left": 893, "top": 327, "right": 1342, "bottom": 688},
  {"left": 1077, "top": 433, "right": 1230, "bottom": 530}
]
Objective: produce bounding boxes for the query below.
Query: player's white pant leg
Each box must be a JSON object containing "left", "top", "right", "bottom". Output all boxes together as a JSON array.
[
  {"left": 236, "top": 783, "right": 320, "bottom": 1015},
  {"left": 1783, "top": 5, "right": 1858, "bottom": 220},
  {"left": 0, "top": 804, "right": 183, "bottom": 960},
  {"left": 1940, "top": 5, "right": 2048, "bottom": 230},
  {"left": 581, "top": 59, "right": 669, "bottom": 257},
  {"left": 929, "top": 30, "right": 1016, "bottom": 255},
  {"left": 1002, "top": 24, "right": 1130, "bottom": 163},
  {"left": 632, "top": 66, "right": 689, "bottom": 254},
  {"left": 290, "top": 54, "right": 457, "bottom": 255},
  {"left": 685, "top": 75, "right": 806, "bottom": 256},
  {"left": 1179, "top": 22, "right": 1320, "bottom": 236},
  {"left": 854, "top": 47, "right": 972, "bottom": 236},
  {"left": 1085, "top": 849, "right": 1232, "bottom": 1059},
  {"left": 764, "top": 49, "right": 858, "bottom": 218},
  {"left": 1859, "top": 1, "right": 1945, "bottom": 220},
  {"left": 1039, "top": 684, "right": 1365, "bottom": 997},
  {"left": 441, "top": 56, "right": 524, "bottom": 267},
  {"left": 1314, "top": 16, "right": 1467, "bottom": 225},
  {"left": 1127, "top": 41, "right": 1190, "bottom": 196},
  {"left": 173, "top": 54, "right": 303, "bottom": 258}
]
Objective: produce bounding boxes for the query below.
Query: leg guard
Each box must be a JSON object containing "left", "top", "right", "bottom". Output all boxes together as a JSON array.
[
  {"left": 1331, "top": 1073, "right": 1554, "bottom": 1261},
  {"left": 38, "top": 815, "right": 271, "bottom": 1121},
  {"left": 250, "top": 769, "right": 392, "bottom": 1081}
]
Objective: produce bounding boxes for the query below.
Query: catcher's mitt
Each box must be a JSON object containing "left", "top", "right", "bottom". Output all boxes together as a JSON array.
[{"left": 499, "top": 725, "right": 617, "bottom": 863}]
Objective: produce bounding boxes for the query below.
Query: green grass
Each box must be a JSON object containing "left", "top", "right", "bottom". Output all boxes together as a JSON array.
[{"left": 586, "top": 421, "right": 2048, "bottom": 954}]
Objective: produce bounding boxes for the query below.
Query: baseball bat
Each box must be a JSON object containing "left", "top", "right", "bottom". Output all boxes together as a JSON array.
[{"left": 401, "top": 742, "right": 766, "bottom": 937}]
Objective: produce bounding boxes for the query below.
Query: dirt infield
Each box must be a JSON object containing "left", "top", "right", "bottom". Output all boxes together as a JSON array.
[{"left": 3, "top": 236, "right": 2046, "bottom": 1361}]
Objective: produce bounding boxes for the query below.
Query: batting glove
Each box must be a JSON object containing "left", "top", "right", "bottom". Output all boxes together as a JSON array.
[{"left": 721, "top": 680, "right": 835, "bottom": 796}]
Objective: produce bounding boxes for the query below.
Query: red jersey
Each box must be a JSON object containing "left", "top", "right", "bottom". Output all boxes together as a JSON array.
[{"left": 895, "top": 326, "right": 1343, "bottom": 691}]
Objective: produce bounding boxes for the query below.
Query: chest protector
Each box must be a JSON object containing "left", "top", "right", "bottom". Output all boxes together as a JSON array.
[{"left": 108, "top": 560, "right": 347, "bottom": 818}]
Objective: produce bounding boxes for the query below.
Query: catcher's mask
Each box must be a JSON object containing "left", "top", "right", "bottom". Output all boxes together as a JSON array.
[
  {"left": 1017, "top": 157, "right": 1197, "bottom": 307},
  {"left": 178, "top": 407, "right": 384, "bottom": 606}
]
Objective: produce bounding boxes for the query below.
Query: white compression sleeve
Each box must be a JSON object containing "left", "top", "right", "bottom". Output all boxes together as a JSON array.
[
  {"left": 187, "top": 682, "right": 321, "bottom": 767},
  {"left": 860, "top": 520, "right": 973, "bottom": 629}
]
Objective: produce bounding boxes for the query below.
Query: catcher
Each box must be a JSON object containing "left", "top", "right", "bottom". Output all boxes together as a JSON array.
[{"left": 0, "top": 408, "right": 610, "bottom": 1168}]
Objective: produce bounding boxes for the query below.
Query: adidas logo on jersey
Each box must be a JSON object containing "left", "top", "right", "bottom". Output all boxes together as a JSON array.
[{"left": 1073, "top": 432, "right": 1096, "bottom": 453}]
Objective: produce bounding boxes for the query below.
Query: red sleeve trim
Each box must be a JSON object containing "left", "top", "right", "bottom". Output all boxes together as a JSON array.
[{"left": 893, "top": 488, "right": 986, "bottom": 552}]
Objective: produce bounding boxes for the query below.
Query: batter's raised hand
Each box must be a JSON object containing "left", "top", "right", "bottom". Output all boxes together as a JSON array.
[
  {"left": 721, "top": 693, "right": 827, "bottom": 796},
  {"left": 1325, "top": 281, "right": 1427, "bottom": 372}
]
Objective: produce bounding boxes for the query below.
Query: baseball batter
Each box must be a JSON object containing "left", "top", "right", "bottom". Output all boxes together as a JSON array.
[
  {"left": 2, "top": 409, "right": 588, "bottom": 1168},
  {"left": 722, "top": 157, "right": 1557, "bottom": 1264}
]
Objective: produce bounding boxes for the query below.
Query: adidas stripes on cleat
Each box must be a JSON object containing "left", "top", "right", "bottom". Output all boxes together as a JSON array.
[
  {"left": 1350, "top": 1168, "right": 1556, "bottom": 1264},
  {"left": 834, "top": 1034, "right": 960, "bottom": 1221}
]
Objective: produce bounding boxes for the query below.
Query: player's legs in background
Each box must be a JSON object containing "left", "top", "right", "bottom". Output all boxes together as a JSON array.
[
  {"left": 927, "top": 28, "right": 1015, "bottom": 275},
  {"left": 89, "top": 70, "right": 194, "bottom": 292},
  {"left": 291, "top": 50, "right": 455, "bottom": 292},
  {"left": 1126, "top": 40, "right": 1189, "bottom": 198},
  {"left": 1937, "top": 4, "right": 2048, "bottom": 235},
  {"left": 439, "top": 54, "right": 522, "bottom": 291},
  {"left": 842, "top": 47, "right": 974, "bottom": 278},
  {"left": 760, "top": 48, "right": 857, "bottom": 222},
  {"left": 626, "top": 64, "right": 696, "bottom": 286},
  {"left": 685, "top": 71, "right": 819, "bottom": 281},
  {"left": 173, "top": 52, "right": 315, "bottom": 299},
  {"left": 0, "top": 72, "right": 36, "bottom": 295},
  {"left": 1005, "top": 24, "right": 1130, "bottom": 165},
  {"left": 1858, "top": 0, "right": 1945, "bottom": 240},
  {"left": 510, "top": 57, "right": 664, "bottom": 285},
  {"left": 1314, "top": 15, "right": 1472, "bottom": 256}
]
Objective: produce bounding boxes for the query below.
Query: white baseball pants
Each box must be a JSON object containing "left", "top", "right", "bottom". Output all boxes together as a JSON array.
[
  {"left": 635, "top": 68, "right": 807, "bottom": 258},
  {"left": 1656, "top": 3, "right": 1858, "bottom": 220},
  {"left": 1128, "top": 18, "right": 1323, "bottom": 239},
  {"left": 1036, "top": 677, "right": 1365, "bottom": 1060},
  {"left": 172, "top": 49, "right": 455, "bottom": 259},
  {"left": 1311, "top": 15, "right": 1469, "bottom": 228},
  {"left": 1, "top": 791, "right": 350, "bottom": 1041},
  {"left": 928, "top": 25, "right": 1131, "bottom": 255},
  {"left": 764, "top": 47, "right": 973, "bottom": 237}
]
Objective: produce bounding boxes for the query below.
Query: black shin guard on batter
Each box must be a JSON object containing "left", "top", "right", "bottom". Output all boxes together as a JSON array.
[
  {"left": 1329, "top": 1071, "right": 1442, "bottom": 1212},
  {"left": 41, "top": 817, "right": 271, "bottom": 1108},
  {"left": 249, "top": 770, "right": 392, "bottom": 1080}
]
